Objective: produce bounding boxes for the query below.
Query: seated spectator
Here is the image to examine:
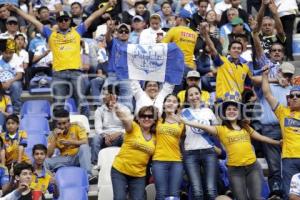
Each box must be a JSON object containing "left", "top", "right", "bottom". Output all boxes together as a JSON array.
[
  {"left": 122, "top": 0, "right": 150, "bottom": 25},
  {"left": 36, "top": 6, "right": 56, "bottom": 26},
  {"left": 91, "top": 84, "right": 129, "bottom": 165},
  {"left": 256, "top": 0, "right": 286, "bottom": 56},
  {"left": 70, "top": 2, "right": 88, "bottom": 27},
  {"left": 190, "top": 0, "right": 209, "bottom": 31},
  {"left": 0, "top": 39, "right": 24, "bottom": 113},
  {"left": 0, "top": 5, "right": 26, "bottom": 33},
  {"left": 156, "top": 1, "right": 173, "bottom": 30},
  {"left": 177, "top": 70, "right": 211, "bottom": 107},
  {"left": 290, "top": 173, "right": 300, "bottom": 199},
  {"left": 131, "top": 80, "right": 174, "bottom": 116},
  {"left": 0, "top": 16, "right": 27, "bottom": 43},
  {"left": 30, "top": 144, "right": 58, "bottom": 198},
  {"left": 32, "top": 0, "right": 63, "bottom": 15},
  {"left": 139, "top": 14, "right": 165, "bottom": 45},
  {"left": 0, "top": 114, "right": 31, "bottom": 168},
  {"left": 206, "top": 10, "right": 219, "bottom": 39},
  {"left": 45, "top": 109, "right": 94, "bottom": 181},
  {"left": 0, "top": 137, "right": 9, "bottom": 191},
  {"left": 219, "top": 0, "right": 249, "bottom": 27},
  {"left": 128, "top": 15, "right": 145, "bottom": 44},
  {"left": 14, "top": 33, "right": 29, "bottom": 69},
  {"left": 0, "top": 83, "right": 13, "bottom": 132}
]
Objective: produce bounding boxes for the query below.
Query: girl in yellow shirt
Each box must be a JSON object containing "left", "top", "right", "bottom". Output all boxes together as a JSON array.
[
  {"left": 173, "top": 95, "right": 281, "bottom": 200},
  {"left": 111, "top": 101, "right": 158, "bottom": 200},
  {"left": 152, "top": 94, "right": 184, "bottom": 200}
]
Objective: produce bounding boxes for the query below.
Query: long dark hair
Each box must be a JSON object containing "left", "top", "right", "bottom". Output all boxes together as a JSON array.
[
  {"left": 0, "top": 82, "right": 5, "bottom": 101},
  {"left": 136, "top": 106, "right": 159, "bottom": 134},
  {"left": 221, "top": 102, "right": 251, "bottom": 133},
  {"left": 183, "top": 85, "right": 202, "bottom": 108},
  {"left": 161, "top": 94, "right": 181, "bottom": 123}
]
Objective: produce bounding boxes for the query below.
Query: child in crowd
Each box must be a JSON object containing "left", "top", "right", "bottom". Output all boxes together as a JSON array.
[{"left": 14, "top": 34, "right": 28, "bottom": 69}]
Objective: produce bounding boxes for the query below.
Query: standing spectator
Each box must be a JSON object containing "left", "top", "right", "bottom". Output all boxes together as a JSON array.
[
  {"left": 152, "top": 94, "right": 185, "bottom": 200},
  {"left": 190, "top": 0, "right": 209, "bottom": 31},
  {"left": 9, "top": 0, "right": 117, "bottom": 117},
  {"left": 0, "top": 39, "right": 24, "bottom": 113},
  {"left": 122, "top": 0, "right": 150, "bottom": 25},
  {"left": 45, "top": 109, "right": 94, "bottom": 181},
  {"left": 181, "top": 85, "right": 219, "bottom": 199},
  {"left": 156, "top": 2, "right": 173, "bottom": 30},
  {"left": 0, "top": 5, "right": 26, "bottom": 33},
  {"left": 0, "top": 114, "right": 31, "bottom": 168},
  {"left": 139, "top": 14, "right": 165, "bottom": 45},
  {"left": 275, "top": 0, "right": 298, "bottom": 61},
  {"left": 205, "top": 10, "right": 220, "bottom": 39},
  {"left": 0, "top": 83, "right": 13, "bottom": 132},
  {"left": 70, "top": 2, "right": 88, "bottom": 27},
  {"left": 256, "top": 0, "right": 286, "bottom": 56},
  {"left": 128, "top": 15, "right": 145, "bottom": 44},
  {"left": 91, "top": 85, "right": 129, "bottom": 165},
  {"left": 219, "top": 0, "right": 249, "bottom": 27},
  {"left": 262, "top": 67, "right": 300, "bottom": 199},
  {"left": 111, "top": 105, "right": 157, "bottom": 199}
]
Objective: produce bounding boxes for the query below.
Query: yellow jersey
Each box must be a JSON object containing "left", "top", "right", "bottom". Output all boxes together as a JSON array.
[
  {"left": 113, "top": 121, "right": 156, "bottom": 177},
  {"left": 215, "top": 125, "right": 256, "bottom": 166},
  {"left": 0, "top": 95, "right": 11, "bottom": 113},
  {"left": 162, "top": 26, "right": 197, "bottom": 68},
  {"left": 53, "top": 123, "right": 88, "bottom": 156},
  {"left": 215, "top": 56, "right": 252, "bottom": 100},
  {"left": 153, "top": 119, "right": 184, "bottom": 161},
  {"left": 177, "top": 89, "right": 211, "bottom": 107},
  {"left": 0, "top": 130, "right": 31, "bottom": 166},
  {"left": 274, "top": 104, "right": 300, "bottom": 158},
  {"left": 30, "top": 167, "right": 53, "bottom": 193}
]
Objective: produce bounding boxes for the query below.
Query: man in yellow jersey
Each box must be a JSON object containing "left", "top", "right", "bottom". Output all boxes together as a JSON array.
[
  {"left": 7, "top": 0, "right": 116, "bottom": 117},
  {"left": 262, "top": 67, "right": 300, "bottom": 199},
  {"left": 162, "top": 9, "right": 197, "bottom": 92},
  {"left": 201, "top": 22, "right": 259, "bottom": 102}
]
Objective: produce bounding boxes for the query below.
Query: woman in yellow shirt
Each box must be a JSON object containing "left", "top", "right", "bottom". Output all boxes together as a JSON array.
[
  {"left": 173, "top": 95, "right": 281, "bottom": 200},
  {"left": 111, "top": 101, "right": 158, "bottom": 200},
  {"left": 0, "top": 83, "right": 13, "bottom": 132},
  {"left": 152, "top": 94, "right": 184, "bottom": 200}
]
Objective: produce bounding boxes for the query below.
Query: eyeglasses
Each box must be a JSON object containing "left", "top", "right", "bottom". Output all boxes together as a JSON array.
[
  {"left": 58, "top": 18, "right": 70, "bottom": 23},
  {"left": 288, "top": 94, "right": 300, "bottom": 99},
  {"left": 270, "top": 48, "right": 283, "bottom": 53},
  {"left": 139, "top": 114, "right": 154, "bottom": 119},
  {"left": 118, "top": 29, "right": 129, "bottom": 34}
]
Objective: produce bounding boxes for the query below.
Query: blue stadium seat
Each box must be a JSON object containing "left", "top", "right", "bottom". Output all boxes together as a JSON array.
[
  {"left": 57, "top": 187, "right": 88, "bottom": 200},
  {"left": 20, "top": 116, "right": 50, "bottom": 135},
  {"left": 27, "top": 134, "right": 47, "bottom": 149},
  {"left": 64, "top": 98, "right": 79, "bottom": 114},
  {"left": 20, "top": 100, "right": 51, "bottom": 118},
  {"left": 55, "top": 167, "right": 89, "bottom": 191}
]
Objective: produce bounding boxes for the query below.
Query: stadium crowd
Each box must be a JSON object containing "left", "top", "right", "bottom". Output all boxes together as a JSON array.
[{"left": 0, "top": 0, "right": 299, "bottom": 199}]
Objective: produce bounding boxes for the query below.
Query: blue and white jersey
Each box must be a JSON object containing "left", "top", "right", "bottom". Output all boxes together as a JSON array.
[{"left": 0, "top": 54, "right": 23, "bottom": 82}]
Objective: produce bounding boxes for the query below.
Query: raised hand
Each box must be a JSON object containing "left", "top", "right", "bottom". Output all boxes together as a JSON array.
[{"left": 108, "top": 0, "right": 117, "bottom": 7}]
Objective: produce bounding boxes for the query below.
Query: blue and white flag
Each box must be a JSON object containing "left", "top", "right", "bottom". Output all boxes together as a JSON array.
[
  {"left": 0, "top": 0, "right": 18, "bottom": 6},
  {"left": 114, "top": 43, "right": 184, "bottom": 85}
]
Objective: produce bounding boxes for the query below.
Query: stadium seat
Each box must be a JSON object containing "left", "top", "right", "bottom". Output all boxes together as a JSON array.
[
  {"left": 20, "top": 116, "right": 50, "bottom": 135},
  {"left": 97, "top": 147, "right": 121, "bottom": 200},
  {"left": 70, "top": 114, "right": 90, "bottom": 134},
  {"left": 58, "top": 187, "right": 88, "bottom": 200},
  {"left": 20, "top": 100, "right": 51, "bottom": 118},
  {"left": 65, "top": 98, "right": 79, "bottom": 114},
  {"left": 56, "top": 167, "right": 89, "bottom": 191},
  {"left": 27, "top": 134, "right": 47, "bottom": 149}
]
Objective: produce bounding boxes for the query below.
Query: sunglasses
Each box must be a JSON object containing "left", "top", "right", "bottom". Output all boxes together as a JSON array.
[
  {"left": 288, "top": 94, "right": 300, "bottom": 99},
  {"left": 270, "top": 48, "right": 283, "bottom": 52},
  {"left": 232, "top": 24, "right": 242, "bottom": 27},
  {"left": 118, "top": 29, "right": 129, "bottom": 34},
  {"left": 58, "top": 18, "right": 70, "bottom": 23},
  {"left": 139, "top": 114, "right": 154, "bottom": 119},
  {"left": 7, "top": 21, "right": 17, "bottom": 25}
]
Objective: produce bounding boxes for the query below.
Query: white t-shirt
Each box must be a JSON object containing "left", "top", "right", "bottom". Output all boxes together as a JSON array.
[
  {"left": 182, "top": 107, "right": 218, "bottom": 150},
  {"left": 0, "top": 54, "right": 24, "bottom": 82},
  {"left": 33, "top": 45, "right": 53, "bottom": 68},
  {"left": 139, "top": 28, "right": 166, "bottom": 45},
  {"left": 290, "top": 173, "right": 300, "bottom": 196},
  {"left": 275, "top": 0, "right": 298, "bottom": 17},
  {"left": 18, "top": 49, "right": 29, "bottom": 65}
]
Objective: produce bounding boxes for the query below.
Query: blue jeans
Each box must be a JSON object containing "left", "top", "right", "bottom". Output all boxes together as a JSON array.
[
  {"left": 152, "top": 161, "right": 183, "bottom": 200},
  {"left": 183, "top": 148, "right": 218, "bottom": 200},
  {"left": 111, "top": 167, "right": 146, "bottom": 200},
  {"left": 282, "top": 158, "right": 300, "bottom": 200},
  {"left": 228, "top": 161, "right": 263, "bottom": 200},
  {"left": 44, "top": 144, "right": 92, "bottom": 176},
  {"left": 104, "top": 73, "right": 133, "bottom": 112},
  {"left": 9, "top": 81, "right": 22, "bottom": 113},
  {"left": 0, "top": 112, "right": 5, "bottom": 131},
  {"left": 261, "top": 125, "right": 282, "bottom": 193},
  {"left": 90, "top": 77, "right": 105, "bottom": 106},
  {"left": 91, "top": 134, "right": 123, "bottom": 164},
  {"left": 52, "top": 70, "right": 90, "bottom": 117}
]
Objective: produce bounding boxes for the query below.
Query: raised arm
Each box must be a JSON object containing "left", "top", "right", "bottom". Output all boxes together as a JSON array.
[
  {"left": 105, "top": 19, "right": 115, "bottom": 44},
  {"left": 7, "top": 4, "right": 43, "bottom": 34},
  {"left": 84, "top": 0, "right": 117, "bottom": 29},
  {"left": 251, "top": 130, "right": 281, "bottom": 145},
  {"left": 268, "top": 0, "right": 285, "bottom": 40},
  {"left": 255, "top": 0, "right": 267, "bottom": 33},
  {"left": 252, "top": 31, "right": 264, "bottom": 61},
  {"left": 262, "top": 66, "right": 278, "bottom": 109},
  {"left": 201, "top": 22, "right": 218, "bottom": 57}
]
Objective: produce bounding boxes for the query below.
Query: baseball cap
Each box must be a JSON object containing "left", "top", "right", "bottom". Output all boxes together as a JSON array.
[
  {"left": 117, "top": 23, "right": 131, "bottom": 32},
  {"left": 186, "top": 70, "right": 200, "bottom": 78},
  {"left": 178, "top": 9, "right": 192, "bottom": 20},
  {"left": 6, "top": 16, "right": 18, "bottom": 23},
  {"left": 56, "top": 11, "right": 71, "bottom": 20},
  {"left": 150, "top": 13, "right": 161, "bottom": 21},
  {"left": 134, "top": 0, "right": 147, "bottom": 7},
  {"left": 231, "top": 17, "right": 244, "bottom": 26},
  {"left": 280, "top": 62, "right": 295, "bottom": 74},
  {"left": 132, "top": 15, "right": 144, "bottom": 22}
]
